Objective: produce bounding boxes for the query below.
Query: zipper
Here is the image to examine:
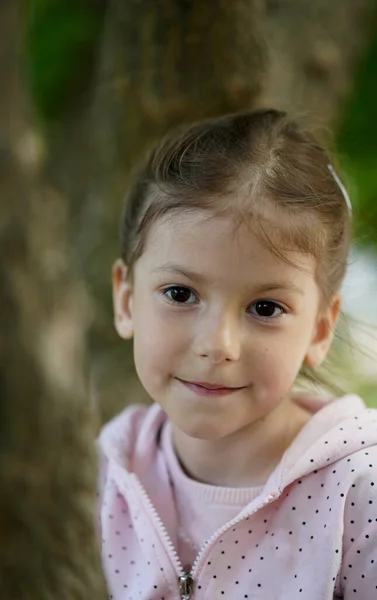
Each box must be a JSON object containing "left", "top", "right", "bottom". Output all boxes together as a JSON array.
[
  {"left": 178, "top": 573, "right": 194, "bottom": 600},
  {"left": 132, "top": 475, "right": 185, "bottom": 577},
  {"left": 132, "top": 474, "right": 279, "bottom": 598},
  {"left": 189, "top": 491, "right": 278, "bottom": 576},
  {"left": 133, "top": 476, "right": 194, "bottom": 598}
]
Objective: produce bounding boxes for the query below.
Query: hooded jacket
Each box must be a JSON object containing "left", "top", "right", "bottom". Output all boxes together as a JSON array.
[{"left": 98, "top": 394, "right": 377, "bottom": 599}]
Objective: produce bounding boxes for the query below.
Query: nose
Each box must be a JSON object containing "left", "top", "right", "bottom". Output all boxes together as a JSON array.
[{"left": 193, "top": 309, "right": 241, "bottom": 364}]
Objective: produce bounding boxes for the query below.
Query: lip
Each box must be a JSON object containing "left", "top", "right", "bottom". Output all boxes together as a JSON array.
[{"left": 176, "top": 378, "right": 247, "bottom": 397}]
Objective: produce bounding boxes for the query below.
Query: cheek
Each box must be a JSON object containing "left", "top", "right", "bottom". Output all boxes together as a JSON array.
[
  {"left": 255, "top": 353, "right": 295, "bottom": 392},
  {"left": 250, "top": 328, "right": 310, "bottom": 388},
  {"left": 133, "top": 305, "right": 187, "bottom": 376}
]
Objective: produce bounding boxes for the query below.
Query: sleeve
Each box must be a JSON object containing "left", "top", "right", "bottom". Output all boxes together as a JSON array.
[{"left": 339, "top": 457, "right": 377, "bottom": 598}]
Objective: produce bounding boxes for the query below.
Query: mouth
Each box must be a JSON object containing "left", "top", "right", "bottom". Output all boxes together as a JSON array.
[{"left": 176, "top": 378, "right": 247, "bottom": 397}]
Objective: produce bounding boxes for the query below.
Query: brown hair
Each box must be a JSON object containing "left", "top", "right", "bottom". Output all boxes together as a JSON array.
[{"left": 121, "top": 109, "right": 351, "bottom": 305}]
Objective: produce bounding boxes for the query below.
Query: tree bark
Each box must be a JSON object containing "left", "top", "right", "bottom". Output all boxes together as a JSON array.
[
  {"left": 0, "top": 2, "right": 107, "bottom": 598},
  {"left": 262, "top": 0, "right": 374, "bottom": 133}
]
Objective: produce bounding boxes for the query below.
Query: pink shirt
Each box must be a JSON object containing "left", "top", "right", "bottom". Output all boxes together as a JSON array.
[
  {"left": 98, "top": 394, "right": 377, "bottom": 599},
  {"left": 160, "top": 420, "right": 263, "bottom": 568}
]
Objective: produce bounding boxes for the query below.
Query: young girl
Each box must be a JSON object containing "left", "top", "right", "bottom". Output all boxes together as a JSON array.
[{"left": 98, "top": 110, "right": 377, "bottom": 599}]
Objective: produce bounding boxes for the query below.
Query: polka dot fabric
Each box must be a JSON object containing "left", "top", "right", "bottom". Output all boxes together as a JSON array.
[{"left": 98, "top": 396, "right": 377, "bottom": 599}]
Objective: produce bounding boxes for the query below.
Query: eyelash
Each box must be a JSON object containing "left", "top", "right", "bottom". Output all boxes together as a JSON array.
[{"left": 161, "top": 286, "right": 287, "bottom": 321}]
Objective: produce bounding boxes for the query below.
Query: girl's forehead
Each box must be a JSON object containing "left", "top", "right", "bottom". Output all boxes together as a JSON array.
[{"left": 139, "top": 210, "right": 317, "bottom": 281}]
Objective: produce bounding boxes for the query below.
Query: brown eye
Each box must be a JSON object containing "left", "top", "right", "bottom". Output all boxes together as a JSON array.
[
  {"left": 250, "top": 300, "right": 285, "bottom": 320},
  {"left": 164, "top": 286, "right": 197, "bottom": 304}
]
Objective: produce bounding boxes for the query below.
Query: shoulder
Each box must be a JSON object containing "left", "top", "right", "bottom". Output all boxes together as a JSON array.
[
  {"left": 339, "top": 446, "right": 377, "bottom": 597},
  {"left": 342, "top": 444, "right": 377, "bottom": 508},
  {"left": 330, "top": 443, "right": 377, "bottom": 502},
  {"left": 337, "top": 444, "right": 377, "bottom": 555},
  {"left": 339, "top": 442, "right": 377, "bottom": 478}
]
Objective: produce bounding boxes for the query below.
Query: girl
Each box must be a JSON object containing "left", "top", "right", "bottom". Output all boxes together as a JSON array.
[{"left": 98, "top": 110, "right": 377, "bottom": 599}]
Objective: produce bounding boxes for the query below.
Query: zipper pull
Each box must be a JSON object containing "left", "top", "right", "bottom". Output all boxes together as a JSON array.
[{"left": 178, "top": 572, "right": 194, "bottom": 599}]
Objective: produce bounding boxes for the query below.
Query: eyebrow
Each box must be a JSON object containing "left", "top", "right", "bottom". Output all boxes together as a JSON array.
[
  {"left": 150, "top": 262, "right": 305, "bottom": 295},
  {"left": 150, "top": 263, "right": 210, "bottom": 285}
]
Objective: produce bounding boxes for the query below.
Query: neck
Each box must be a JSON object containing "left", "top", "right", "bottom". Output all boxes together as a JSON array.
[{"left": 172, "top": 397, "right": 311, "bottom": 487}]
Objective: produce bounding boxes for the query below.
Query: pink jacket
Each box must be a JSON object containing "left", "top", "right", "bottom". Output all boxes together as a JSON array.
[{"left": 98, "top": 395, "right": 377, "bottom": 599}]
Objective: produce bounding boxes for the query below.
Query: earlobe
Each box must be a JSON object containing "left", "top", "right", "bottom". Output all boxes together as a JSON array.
[
  {"left": 112, "top": 258, "right": 134, "bottom": 340},
  {"left": 304, "top": 354, "right": 317, "bottom": 368}
]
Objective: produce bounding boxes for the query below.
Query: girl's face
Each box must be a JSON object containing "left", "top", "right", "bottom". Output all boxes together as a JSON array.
[{"left": 113, "top": 210, "right": 340, "bottom": 440}]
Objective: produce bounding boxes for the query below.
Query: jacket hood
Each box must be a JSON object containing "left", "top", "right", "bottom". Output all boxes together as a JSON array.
[{"left": 98, "top": 394, "right": 377, "bottom": 494}]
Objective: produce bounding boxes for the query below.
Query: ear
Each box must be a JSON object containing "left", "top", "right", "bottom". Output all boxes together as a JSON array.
[
  {"left": 112, "top": 258, "right": 134, "bottom": 340},
  {"left": 305, "top": 294, "right": 342, "bottom": 368}
]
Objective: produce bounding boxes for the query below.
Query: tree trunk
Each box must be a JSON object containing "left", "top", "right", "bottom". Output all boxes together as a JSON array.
[
  {"left": 0, "top": 3, "right": 107, "bottom": 598},
  {"left": 262, "top": 0, "right": 374, "bottom": 132}
]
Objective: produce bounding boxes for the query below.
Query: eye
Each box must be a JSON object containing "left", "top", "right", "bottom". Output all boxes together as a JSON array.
[
  {"left": 162, "top": 286, "right": 198, "bottom": 304},
  {"left": 249, "top": 300, "right": 286, "bottom": 320}
]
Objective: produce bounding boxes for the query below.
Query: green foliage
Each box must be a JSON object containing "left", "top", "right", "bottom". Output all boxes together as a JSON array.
[
  {"left": 355, "top": 383, "right": 377, "bottom": 408},
  {"left": 337, "top": 15, "right": 377, "bottom": 246},
  {"left": 368, "top": 390, "right": 377, "bottom": 408},
  {"left": 26, "top": 0, "right": 103, "bottom": 120}
]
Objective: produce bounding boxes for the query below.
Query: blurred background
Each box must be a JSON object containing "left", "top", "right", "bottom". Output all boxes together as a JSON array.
[{"left": 1, "top": 1, "right": 376, "bottom": 597}]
